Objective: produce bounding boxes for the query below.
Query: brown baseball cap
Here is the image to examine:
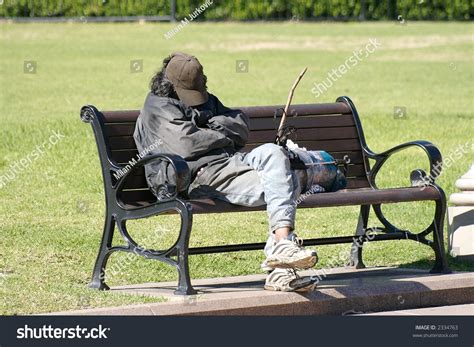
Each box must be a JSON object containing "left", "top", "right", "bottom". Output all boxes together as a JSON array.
[{"left": 165, "top": 52, "right": 208, "bottom": 107}]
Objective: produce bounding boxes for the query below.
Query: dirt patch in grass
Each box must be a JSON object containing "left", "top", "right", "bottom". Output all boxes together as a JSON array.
[{"left": 183, "top": 34, "right": 473, "bottom": 52}]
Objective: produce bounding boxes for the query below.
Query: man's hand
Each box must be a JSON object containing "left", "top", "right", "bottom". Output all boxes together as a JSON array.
[{"left": 192, "top": 110, "right": 214, "bottom": 128}]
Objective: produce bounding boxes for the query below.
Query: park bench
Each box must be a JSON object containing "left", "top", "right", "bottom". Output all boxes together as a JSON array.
[{"left": 80, "top": 96, "right": 451, "bottom": 295}]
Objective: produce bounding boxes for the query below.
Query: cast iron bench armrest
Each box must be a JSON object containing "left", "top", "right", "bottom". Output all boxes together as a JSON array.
[
  {"left": 114, "top": 153, "right": 190, "bottom": 203},
  {"left": 364, "top": 140, "right": 442, "bottom": 188}
]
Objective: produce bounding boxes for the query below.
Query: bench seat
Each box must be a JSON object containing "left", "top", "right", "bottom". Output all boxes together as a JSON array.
[{"left": 122, "top": 186, "right": 441, "bottom": 212}]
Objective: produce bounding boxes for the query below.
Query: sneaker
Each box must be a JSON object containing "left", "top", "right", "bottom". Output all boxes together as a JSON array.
[
  {"left": 261, "top": 262, "right": 273, "bottom": 272},
  {"left": 265, "top": 237, "right": 318, "bottom": 270},
  {"left": 264, "top": 268, "right": 318, "bottom": 292}
]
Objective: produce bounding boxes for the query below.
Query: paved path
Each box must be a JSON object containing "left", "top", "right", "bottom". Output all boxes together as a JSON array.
[{"left": 48, "top": 267, "right": 474, "bottom": 315}]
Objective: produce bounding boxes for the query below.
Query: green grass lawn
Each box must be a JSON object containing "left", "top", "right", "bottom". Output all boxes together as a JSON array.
[{"left": 0, "top": 21, "right": 473, "bottom": 315}]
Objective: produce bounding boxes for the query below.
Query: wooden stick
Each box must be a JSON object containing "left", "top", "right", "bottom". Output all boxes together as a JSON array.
[{"left": 278, "top": 67, "right": 308, "bottom": 133}]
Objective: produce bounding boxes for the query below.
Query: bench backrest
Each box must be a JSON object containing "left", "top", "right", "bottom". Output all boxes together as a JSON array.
[{"left": 81, "top": 96, "right": 371, "bottom": 204}]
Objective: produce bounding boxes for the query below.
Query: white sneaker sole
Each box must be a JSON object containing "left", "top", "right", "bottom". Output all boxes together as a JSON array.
[
  {"left": 266, "top": 253, "right": 318, "bottom": 270},
  {"left": 264, "top": 277, "right": 318, "bottom": 292}
]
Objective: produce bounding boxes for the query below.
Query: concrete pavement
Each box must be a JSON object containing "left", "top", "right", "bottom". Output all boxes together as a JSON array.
[{"left": 48, "top": 266, "right": 474, "bottom": 316}]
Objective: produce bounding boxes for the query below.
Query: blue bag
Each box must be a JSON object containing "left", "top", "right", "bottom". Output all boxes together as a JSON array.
[{"left": 288, "top": 148, "right": 347, "bottom": 193}]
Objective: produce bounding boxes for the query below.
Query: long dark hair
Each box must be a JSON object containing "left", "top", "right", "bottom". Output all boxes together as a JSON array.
[
  {"left": 150, "top": 55, "right": 178, "bottom": 99},
  {"left": 149, "top": 54, "right": 208, "bottom": 99}
]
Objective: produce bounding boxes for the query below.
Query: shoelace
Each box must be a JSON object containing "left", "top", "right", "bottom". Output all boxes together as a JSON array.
[
  {"left": 289, "top": 268, "right": 300, "bottom": 279},
  {"left": 293, "top": 236, "right": 304, "bottom": 247}
]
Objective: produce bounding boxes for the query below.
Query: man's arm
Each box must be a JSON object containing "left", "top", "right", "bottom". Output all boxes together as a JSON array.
[
  {"left": 207, "top": 111, "right": 249, "bottom": 150},
  {"left": 142, "top": 99, "right": 234, "bottom": 160},
  {"left": 198, "top": 94, "right": 249, "bottom": 150}
]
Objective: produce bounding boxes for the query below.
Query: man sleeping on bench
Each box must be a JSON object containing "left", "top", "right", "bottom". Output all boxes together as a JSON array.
[{"left": 133, "top": 52, "right": 346, "bottom": 292}]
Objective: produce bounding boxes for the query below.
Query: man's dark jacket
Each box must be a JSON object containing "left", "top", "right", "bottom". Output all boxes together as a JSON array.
[{"left": 133, "top": 92, "right": 249, "bottom": 198}]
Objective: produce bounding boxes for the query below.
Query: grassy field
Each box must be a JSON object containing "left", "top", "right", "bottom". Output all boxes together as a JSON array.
[{"left": 0, "top": 21, "right": 473, "bottom": 315}]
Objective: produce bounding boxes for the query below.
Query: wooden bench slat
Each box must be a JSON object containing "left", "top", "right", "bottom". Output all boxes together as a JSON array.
[
  {"left": 108, "top": 136, "right": 136, "bottom": 149},
  {"left": 239, "top": 103, "right": 351, "bottom": 117},
  {"left": 121, "top": 186, "right": 438, "bottom": 212},
  {"left": 102, "top": 110, "right": 140, "bottom": 123},
  {"left": 105, "top": 123, "right": 136, "bottom": 137},
  {"left": 331, "top": 151, "right": 365, "bottom": 165},
  {"left": 100, "top": 103, "right": 352, "bottom": 123},
  {"left": 248, "top": 126, "right": 359, "bottom": 143},
  {"left": 107, "top": 126, "right": 360, "bottom": 151},
  {"left": 345, "top": 164, "right": 367, "bottom": 178},
  {"left": 119, "top": 189, "right": 156, "bottom": 204},
  {"left": 110, "top": 149, "right": 139, "bottom": 163},
  {"left": 185, "top": 186, "right": 439, "bottom": 213},
  {"left": 345, "top": 178, "right": 370, "bottom": 189},
  {"left": 103, "top": 114, "right": 355, "bottom": 138},
  {"left": 248, "top": 114, "right": 355, "bottom": 131}
]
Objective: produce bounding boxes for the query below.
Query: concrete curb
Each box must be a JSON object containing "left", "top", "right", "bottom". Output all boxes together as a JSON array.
[{"left": 47, "top": 267, "right": 474, "bottom": 316}]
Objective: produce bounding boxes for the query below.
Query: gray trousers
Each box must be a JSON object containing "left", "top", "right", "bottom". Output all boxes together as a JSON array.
[{"left": 188, "top": 143, "right": 305, "bottom": 234}]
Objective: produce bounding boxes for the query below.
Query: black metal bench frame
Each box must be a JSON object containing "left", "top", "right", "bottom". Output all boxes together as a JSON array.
[{"left": 80, "top": 96, "right": 451, "bottom": 295}]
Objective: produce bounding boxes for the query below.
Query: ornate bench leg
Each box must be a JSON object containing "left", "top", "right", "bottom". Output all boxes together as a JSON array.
[
  {"left": 430, "top": 195, "right": 451, "bottom": 274},
  {"left": 174, "top": 202, "right": 197, "bottom": 295},
  {"left": 88, "top": 213, "right": 114, "bottom": 290},
  {"left": 349, "top": 205, "right": 370, "bottom": 269}
]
